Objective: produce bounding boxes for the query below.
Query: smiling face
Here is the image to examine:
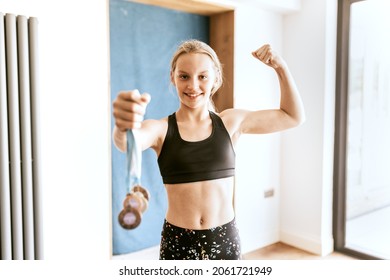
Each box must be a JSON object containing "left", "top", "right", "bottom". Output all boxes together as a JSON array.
[{"left": 171, "top": 53, "right": 217, "bottom": 109}]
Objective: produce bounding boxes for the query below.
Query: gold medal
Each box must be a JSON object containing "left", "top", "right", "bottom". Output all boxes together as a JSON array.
[
  {"left": 118, "top": 206, "right": 141, "bottom": 230},
  {"left": 118, "top": 185, "right": 150, "bottom": 229}
]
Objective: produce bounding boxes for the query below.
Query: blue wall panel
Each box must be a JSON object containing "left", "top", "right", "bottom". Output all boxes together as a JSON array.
[{"left": 110, "top": 0, "right": 209, "bottom": 255}]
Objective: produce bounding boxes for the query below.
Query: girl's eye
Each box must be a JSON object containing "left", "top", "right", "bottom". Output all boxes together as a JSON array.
[
  {"left": 199, "top": 75, "right": 208, "bottom": 80},
  {"left": 179, "top": 74, "right": 188, "bottom": 80}
]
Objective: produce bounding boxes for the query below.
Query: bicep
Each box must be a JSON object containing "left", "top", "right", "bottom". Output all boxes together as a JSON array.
[{"left": 238, "top": 109, "right": 295, "bottom": 135}]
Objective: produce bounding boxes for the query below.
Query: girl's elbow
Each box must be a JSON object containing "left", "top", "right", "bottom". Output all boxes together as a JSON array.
[{"left": 288, "top": 113, "right": 306, "bottom": 129}]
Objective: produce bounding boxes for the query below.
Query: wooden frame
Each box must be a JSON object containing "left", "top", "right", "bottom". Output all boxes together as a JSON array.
[
  {"left": 210, "top": 11, "right": 234, "bottom": 112},
  {"left": 131, "top": 0, "right": 234, "bottom": 15}
]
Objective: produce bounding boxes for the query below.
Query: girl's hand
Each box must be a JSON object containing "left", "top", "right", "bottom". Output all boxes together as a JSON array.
[
  {"left": 113, "top": 89, "right": 151, "bottom": 131},
  {"left": 252, "top": 44, "right": 286, "bottom": 69}
]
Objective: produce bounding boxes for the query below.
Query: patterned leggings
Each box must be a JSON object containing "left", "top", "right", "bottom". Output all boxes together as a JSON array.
[{"left": 159, "top": 219, "right": 241, "bottom": 260}]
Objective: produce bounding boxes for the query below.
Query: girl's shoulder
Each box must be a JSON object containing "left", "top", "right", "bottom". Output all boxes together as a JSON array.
[
  {"left": 216, "top": 109, "right": 247, "bottom": 139},
  {"left": 142, "top": 117, "right": 168, "bottom": 132},
  {"left": 218, "top": 108, "right": 247, "bottom": 123}
]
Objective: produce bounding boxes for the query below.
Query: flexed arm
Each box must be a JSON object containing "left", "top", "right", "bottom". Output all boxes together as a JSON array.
[
  {"left": 251, "top": 44, "right": 305, "bottom": 128},
  {"left": 220, "top": 44, "right": 305, "bottom": 142},
  {"left": 231, "top": 45, "right": 305, "bottom": 135}
]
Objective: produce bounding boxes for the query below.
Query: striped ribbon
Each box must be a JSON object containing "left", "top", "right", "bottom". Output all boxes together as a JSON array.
[{"left": 126, "top": 129, "right": 142, "bottom": 192}]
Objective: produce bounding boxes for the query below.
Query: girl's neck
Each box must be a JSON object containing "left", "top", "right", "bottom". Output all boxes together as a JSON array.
[{"left": 176, "top": 106, "right": 210, "bottom": 122}]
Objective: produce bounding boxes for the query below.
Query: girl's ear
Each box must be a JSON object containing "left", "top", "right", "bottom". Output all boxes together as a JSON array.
[
  {"left": 170, "top": 71, "right": 175, "bottom": 86},
  {"left": 212, "top": 78, "right": 219, "bottom": 93}
]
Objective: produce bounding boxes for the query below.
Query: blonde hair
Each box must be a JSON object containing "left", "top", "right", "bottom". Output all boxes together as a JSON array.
[{"left": 170, "top": 40, "right": 223, "bottom": 98}]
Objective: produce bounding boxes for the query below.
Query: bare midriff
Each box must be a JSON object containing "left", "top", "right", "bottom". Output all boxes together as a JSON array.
[{"left": 164, "top": 176, "right": 235, "bottom": 230}]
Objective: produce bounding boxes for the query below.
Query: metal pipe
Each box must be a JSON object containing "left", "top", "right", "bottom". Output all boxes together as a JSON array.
[
  {"left": 5, "top": 13, "right": 24, "bottom": 260},
  {"left": 29, "top": 16, "right": 44, "bottom": 260},
  {"left": 18, "top": 15, "right": 35, "bottom": 260},
  {"left": 0, "top": 12, "right": 13, "bottom": 260}
]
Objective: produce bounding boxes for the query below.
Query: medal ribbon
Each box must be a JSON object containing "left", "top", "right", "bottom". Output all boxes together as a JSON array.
[{"left": 126, "top": 129, "right": 142, "bottom": 192}]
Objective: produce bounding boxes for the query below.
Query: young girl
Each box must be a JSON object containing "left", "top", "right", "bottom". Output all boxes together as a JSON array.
[{"left": 112, "top": 39, "right": 305, "bottom": 260}]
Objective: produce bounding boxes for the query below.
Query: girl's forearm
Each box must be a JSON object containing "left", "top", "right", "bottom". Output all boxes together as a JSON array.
[{"left": 113, "top": 125, "right": 127, "bottom": 152}]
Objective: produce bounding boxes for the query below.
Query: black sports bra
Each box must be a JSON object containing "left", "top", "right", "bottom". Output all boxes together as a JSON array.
[{"left": 157, "top": 111, "right": 235, "bottom": 184}]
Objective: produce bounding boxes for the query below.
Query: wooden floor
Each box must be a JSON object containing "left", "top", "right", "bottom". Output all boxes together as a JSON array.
[
  {"left": 243, "top": 242, "right": 357, "bottom": 260},
  {"left": 112, "top": 242, "right": 358, "bottom": 260}
]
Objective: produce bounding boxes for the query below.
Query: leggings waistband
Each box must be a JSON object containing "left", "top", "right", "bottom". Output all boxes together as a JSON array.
[{"left": 163, "top": 218, "right": 237, "bottom": 233}]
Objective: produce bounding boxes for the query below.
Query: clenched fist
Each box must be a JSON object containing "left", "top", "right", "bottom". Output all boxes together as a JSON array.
[
  {"left": 252, "top": 44, "right": 286, "bottom": 69},
  {"left": 113, "top": 89, "right": 151, "bottom": 131}
]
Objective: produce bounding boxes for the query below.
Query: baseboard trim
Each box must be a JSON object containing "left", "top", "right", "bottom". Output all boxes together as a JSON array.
[
  {"left": 280, "top": 229, "right": 334, "bottom": 256},
  {"left": 241, "top": 228, "right": 280, "bottom": 254}
]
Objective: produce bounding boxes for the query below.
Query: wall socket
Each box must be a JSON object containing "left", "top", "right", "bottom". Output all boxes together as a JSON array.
[{"left": 264, "top": 188, "right": 275, "bottom": 198}]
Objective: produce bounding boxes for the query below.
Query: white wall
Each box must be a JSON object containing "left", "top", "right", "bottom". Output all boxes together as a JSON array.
[
  {"left": 233, "top": 4, "right": 284, "bottom": 254},
  {"left": 236, "top": 0, "right": 301, "bottom": 14},
  {"left": 281, "top": 0, "right": 337, "bottom": 255},
  {"left": 1, "top": 0, "right": 112, "bottom": 260},
  {"left": 227, "top": 0, "right": 339, "bottom": 256}
]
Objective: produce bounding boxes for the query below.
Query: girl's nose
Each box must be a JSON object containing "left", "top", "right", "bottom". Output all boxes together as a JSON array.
[{"left": 187, "top": 78, "right": 200, "bottom": 91}]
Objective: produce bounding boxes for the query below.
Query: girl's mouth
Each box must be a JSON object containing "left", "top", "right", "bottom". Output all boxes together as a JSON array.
[{"left": 184, "top": 92, "right": 202, "bottom": 99}]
